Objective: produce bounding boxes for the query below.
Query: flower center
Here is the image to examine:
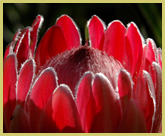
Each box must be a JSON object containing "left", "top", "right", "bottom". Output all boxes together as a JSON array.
[{"left": 39, "top": 45, "right": 124, "bottom": 95}]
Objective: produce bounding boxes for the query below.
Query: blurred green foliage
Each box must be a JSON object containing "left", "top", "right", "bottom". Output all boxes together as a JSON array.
[{"left": 3, "top": 3, "right": 162, "bottom": 55}]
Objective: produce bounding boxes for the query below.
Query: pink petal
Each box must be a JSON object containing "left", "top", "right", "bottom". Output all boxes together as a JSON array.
[
  {"left": 133, "top": 69, "right": 156, "bottom": 132},
  {"left": 56, "top": 15, "right": 81, "bottom": 49},
  {"left": 4, "top": 29, "right": 21, "bottom": 61},
  {"left": 12, "top": 29, "right": 21, "bottom": 43},
  {"left": 133, "top": 75, "right": 148, "bottom": 111},
  {"left": 157, "top": 48, "right": 162, "bottom": 69},
  {"left": 35, "top": 25, "right": 67, "bottom": 69},
  {"left": 10, "top": 105, "right": 31, "bottom": 133},
  {"left": 151, "top": 62, "right": 162, "bottom": 133},
  {"left": 28, "top": 67, "right": 58, "bottom": 132},
  {"left": 14, "top": 29, "right": 25, "bottom": 54},
  {"left": 117, "top": 99, "right": 147, "bottom": 133},
  {"left": 40, "top": 85, "right": 82, "bottom": 133},
  {"left": 134, "top": 40, "right": 156, "bottom": 106},
  {"left": 143, "top": 70, "right": 156, "bottom": 132},
  {"left": 146, "top": 39, "right": 156, "bottom": 63},
  {"left": 15, "top": 27, "right": 31, "bottom": 69},
  {"left": 4, "top": 43, "right": 13, "bottom": 61},
  {"left": 104, "top": 20, "right": 126, "bottom": 65},
  {"left": 89, "top": 73, "right": 122, "bottom": 132},
  {"left": 76, "top": 71, "right": 95, "bottom": 132},
  {"left": 125, "top": 22, "right": 143, "bottom": 76},
  {"left": 3, "top": 54, "right": 17, "bottom": 132},
  {"left": 118, "top": 69, "right": 133, "bottom": 113},
  {"left": 142, "top": 39, "right": 158, "bottom": 88},
  {"left": 16, "top": 59, "right": 35, "bottom": 107},
  {"left": 87, "top": 15, "right": 105, "bottom": 50},
  {"left": 30, "top": 15, "right": 44, "bottom": 56},
  {"left": 146, "top": 39, "right": 158, "bottom": 61}
]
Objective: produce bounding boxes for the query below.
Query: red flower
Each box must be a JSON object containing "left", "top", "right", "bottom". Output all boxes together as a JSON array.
[{"left": 3, "top": 15, "right": 162, "bottom": 133}]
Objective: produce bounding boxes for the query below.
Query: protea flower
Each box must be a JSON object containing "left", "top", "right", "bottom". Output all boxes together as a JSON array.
[{"left": 3, "top": 15, "right": 162, "bottom": 133}]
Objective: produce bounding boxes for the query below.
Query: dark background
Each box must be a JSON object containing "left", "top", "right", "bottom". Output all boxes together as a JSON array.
[{"left": 3, "top": 3, "right": 162, "bottom": 55}]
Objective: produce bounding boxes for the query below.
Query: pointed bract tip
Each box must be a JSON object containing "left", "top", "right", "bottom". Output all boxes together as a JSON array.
[
  {"left": 87, "top": 15, "right": 106, "bottom": 30},
  {"left": 126, "top": 21, "right": 145, "bottom": 44}
]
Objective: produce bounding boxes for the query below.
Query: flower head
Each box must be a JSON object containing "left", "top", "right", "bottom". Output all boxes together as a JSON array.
[{"left": 3, "top": 15, "right": 162, "bottom": 133}]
